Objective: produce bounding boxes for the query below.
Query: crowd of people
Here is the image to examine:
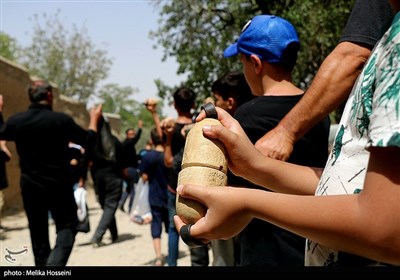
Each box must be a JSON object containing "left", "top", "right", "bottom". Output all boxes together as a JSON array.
[
  {"left": 0, "top": 0, "right": 398, "bottom": 268},
  {"left": 175, "top": 0, "right": 399, "bottom": 267}
]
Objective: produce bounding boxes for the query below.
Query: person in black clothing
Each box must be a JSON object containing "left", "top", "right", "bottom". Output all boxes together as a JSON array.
[
  {"left": 159, "top": 88, "right": 213, "bottom": 266},
  {"left": 212, "top": 72, "right": 254, "bottom": 116},
  {"left": 118, "top": 121, "right": 142, "bottom": 213},
  {"left": 0, "top": 82, "right": 102, "bottom": 266},
  {"left": 0, "top": 139, "right": 11, "bottom": 231},
  {"left": 88, "top": 115, "right": 124, "bottom": 247},
  {"left": 0, "top": 140, "right": 11, "bottom": 190}
]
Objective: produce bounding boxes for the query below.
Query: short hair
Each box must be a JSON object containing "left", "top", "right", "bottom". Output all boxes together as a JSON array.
[
  {"left": 245, "top": 41, "right": 299, "bottom": 73},
  {"left": 125, "top": 128, "right": 134, "bottom": 135},
  {"left": 211, "top": 72, "right": 253, "bottom": 107},
  {"left": 279, "top": 42, "right": 300, "bottom": 72},
  {"left": 151, "top": 127, "right": 164, "bottom": 146},
  {"left": 27, "top": 80, "right": 52, "bottom": 103},
  {"left": 173, "top": 87, "right": 196, "bottom": 113}
]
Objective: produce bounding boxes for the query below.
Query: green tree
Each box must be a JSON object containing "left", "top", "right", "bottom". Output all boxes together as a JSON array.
[
  {"left": 150, "top": 0, "right": 354, "bottom": 113},
  {"left": 19, "top": 10, "right": 112, "bottom": 102},
  {"left": 0, "top": 32, "right": 20, "bottom": 62}
]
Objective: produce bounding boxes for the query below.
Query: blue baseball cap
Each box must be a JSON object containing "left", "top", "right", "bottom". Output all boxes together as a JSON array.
[{"left": 223, "top": 15, "right": 300, "bottom": 63}]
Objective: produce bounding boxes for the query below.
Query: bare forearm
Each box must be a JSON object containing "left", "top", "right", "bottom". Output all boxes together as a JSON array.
[
  {"left": 245, "top": 153, "right": 321, "bottom": 195},
  {"left": 164, "top": 143, "right": 173, "bottom": 168},
  {"left": 247, "top": 149, "right": 400, "bottom": 265},
  {"left": 152, "top": 112, "right": 163, "bottom": 139},
  {"left": 279, "top": 42, "right": 371, "bottom": 141},
  {"left": 246, "top": 190, "right": 399, "bottom": 265}
]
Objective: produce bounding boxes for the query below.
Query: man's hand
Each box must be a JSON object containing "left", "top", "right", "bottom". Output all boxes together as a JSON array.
[
  {"left": 160, "top": 117, "right": 175, "bottom": 137},
  {"left": 254, "top": 125, "right": 295, "bottom": 161},
  {"left": 88, "top": 104, "right": 103, "bottom": 132},
  {"left": 144, "top": 98, "right": 158, "bottom": 114}
]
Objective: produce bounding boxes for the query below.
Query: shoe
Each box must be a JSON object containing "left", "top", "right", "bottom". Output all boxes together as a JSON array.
[
  {"left": 111, "top": 236, "right": 118, "bottom": 243},
  {"left": 154, "top": 257, "right": 165, "bottom": 266},
  {"left": 90, "top": 238, "right": 104, "bottom": 248},
  {"left": 131, "top": 215, "right": 144, "bottom": 225}
]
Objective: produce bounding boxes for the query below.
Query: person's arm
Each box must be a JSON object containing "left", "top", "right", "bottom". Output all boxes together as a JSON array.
[
  {"left": 255, "top": 41, "right": 372, "bottom": 160},
  {"left": 174, "top": 146, "right": 400, "bottom": 265},
  {"left": 197, "top": 107, "right": 321, "bottom": 195},
  {"left": 160, "top": 117, "right": 175, "bottom": 168},
  {"left": 88, "top": 104, "right": 103, "bottom": 133},
  {"left": 0, "top": 140, "right": 11, "bottom": 163},
  {"left": 132, "top": 119, "right": 143, "bottom": 145},
  {"left": 124, "top": 121, "right": 143, "bottom": 151},
  {"left": 145, "top": 99, "right": 163, "bottom": 139}
]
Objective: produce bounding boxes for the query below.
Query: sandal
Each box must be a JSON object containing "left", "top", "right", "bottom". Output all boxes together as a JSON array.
[{"left": 154, "top": 257, "right": 165, "bottom": 266}]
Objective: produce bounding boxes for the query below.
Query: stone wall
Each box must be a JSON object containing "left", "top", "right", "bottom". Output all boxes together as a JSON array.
[{"left": 0, "top": 56, "right": 120, "bottom": 215}]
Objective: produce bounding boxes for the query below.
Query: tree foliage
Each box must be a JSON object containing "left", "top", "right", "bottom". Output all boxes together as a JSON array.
[
  {"left": 19, "top": 10, "right": 112, "bottom": 102},
  {"left": 97, "top": 83, "right": 141, "bottom": 135},
  {"left": 0, "top": 32, "right": 20, "bottom": 62},
  {"left": 150, "top": 0, "right": 354, "bottom": 108}
]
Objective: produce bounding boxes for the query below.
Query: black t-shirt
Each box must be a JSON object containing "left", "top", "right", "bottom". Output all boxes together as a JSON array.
[
  {"left": 168, "top": 122, "right": 193, "bottom": 191},
  {"left": 232, "top": 95, "right": 330, "bottom": 266},
  {"left": 339, "top": 0, "right": 393, "bottom": 48},
  {"left": 89, "top": 119, "right": 124, "bottom": 177},
  {"left": 121, "top": 128, "right": 141, "bottom": 168},
  {"left": 231, "top": 95, "right": 330, "bottom": 188}
]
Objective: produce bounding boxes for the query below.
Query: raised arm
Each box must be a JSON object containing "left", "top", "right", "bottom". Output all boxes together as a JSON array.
[
  {"left": 145, "top": 99, "right": 163, "bottom": 139},
  {"left": 132, "top": 119, "right": 143, "bottom": 144},
  {"left": 160, "top": 117, "right": 175, "bottom": 168},
  {"left": 88, "top": 104, "right": 103, "bottom": 132}
]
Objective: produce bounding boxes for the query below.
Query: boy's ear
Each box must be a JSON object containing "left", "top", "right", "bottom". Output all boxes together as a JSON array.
[
  {"left": 227, "top": 97, "right": 236, "bottom": 110},
  {"left": 250, "top": 54, "right": 263, "bottom": 74}
]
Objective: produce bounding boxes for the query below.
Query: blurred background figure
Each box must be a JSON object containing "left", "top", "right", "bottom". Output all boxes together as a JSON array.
[
  {"left": 0, "top": 140, "right": 12, "bottom": 233},
  {"left": 88, "top": 115, "right": 124, "bottom": 247},
  {"left": 119, "top": 120, "right": 143, "bottom": 214}
]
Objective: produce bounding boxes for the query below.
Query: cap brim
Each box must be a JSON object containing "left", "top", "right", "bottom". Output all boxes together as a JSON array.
[{"left": 223, "top": 43, "right": 238, "bottom": 58}]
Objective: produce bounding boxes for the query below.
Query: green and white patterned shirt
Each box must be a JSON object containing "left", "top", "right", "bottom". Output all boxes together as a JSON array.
[{"left": 305, "top": 12, "right": 400, "bottom": 266}]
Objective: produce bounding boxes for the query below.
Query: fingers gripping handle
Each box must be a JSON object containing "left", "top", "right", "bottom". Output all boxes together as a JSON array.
[{"left": 200, "top": 102, "right": 218, "bottom": 119}]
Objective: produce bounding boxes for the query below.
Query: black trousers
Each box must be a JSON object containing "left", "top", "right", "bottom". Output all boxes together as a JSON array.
[
  {"left": 190, "top": 244, "right": 210, "bottom": 266},
  {"left": 20, "top": 177, "right": 77, "bottom": 267},
  {"left": 91, "top": 173, "right": 122, "bottom": 242}
]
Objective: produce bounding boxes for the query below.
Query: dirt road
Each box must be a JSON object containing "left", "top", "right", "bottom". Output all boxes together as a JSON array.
[{"left": 0, "top": 186, "right": 195, "bottom": 267}]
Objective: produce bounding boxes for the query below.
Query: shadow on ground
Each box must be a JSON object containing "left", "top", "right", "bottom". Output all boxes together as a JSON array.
[{"left": 75, "top": 233, "right": 141, "bottom": 247}]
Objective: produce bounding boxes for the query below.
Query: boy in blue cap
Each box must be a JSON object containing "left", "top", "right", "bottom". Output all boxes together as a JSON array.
[{"left": 222, "top": 15, "right": 330, "bottom": 266}]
